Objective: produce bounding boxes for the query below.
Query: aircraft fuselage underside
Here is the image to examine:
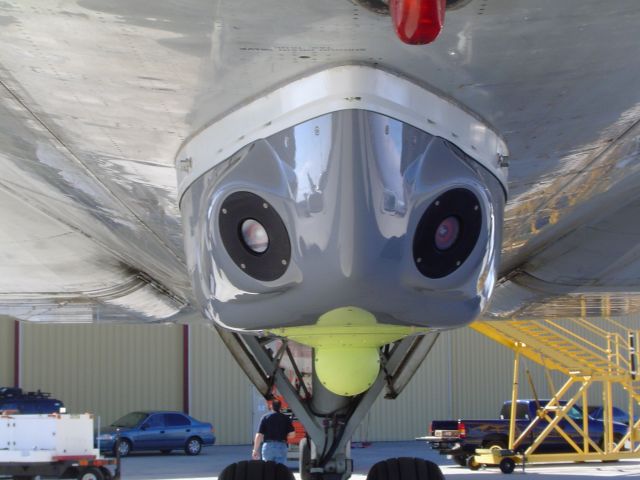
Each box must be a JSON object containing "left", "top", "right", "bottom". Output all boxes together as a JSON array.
[{"left": 178, "top": 66, "right": 507, "bottom": 479}]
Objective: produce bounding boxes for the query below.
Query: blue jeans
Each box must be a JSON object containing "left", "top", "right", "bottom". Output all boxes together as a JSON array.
[{"left": 262, "top": 441, "right": 288, "bottom": 464}]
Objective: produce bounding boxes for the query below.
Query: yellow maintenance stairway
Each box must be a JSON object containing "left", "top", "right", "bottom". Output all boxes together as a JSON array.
[{"left": 467, "top": 315, "right": 639, "bottom": 473}]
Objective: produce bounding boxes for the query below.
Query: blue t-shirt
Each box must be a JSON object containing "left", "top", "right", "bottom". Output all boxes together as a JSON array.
[{"left": 258, "top": 411, "right": 294, "bottom": 442}]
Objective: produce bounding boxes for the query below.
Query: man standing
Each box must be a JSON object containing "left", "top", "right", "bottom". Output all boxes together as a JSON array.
[{"left": 252, "top": 399, "right": 295, "bottom": 464}]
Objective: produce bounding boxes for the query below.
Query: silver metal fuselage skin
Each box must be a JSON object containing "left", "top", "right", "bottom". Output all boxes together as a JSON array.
[
  {"left": 1, "top": 1, "right": 640, "bottom": 323},
  {"left": 181, "top": 110, "right": 505, "bottom": 330}
]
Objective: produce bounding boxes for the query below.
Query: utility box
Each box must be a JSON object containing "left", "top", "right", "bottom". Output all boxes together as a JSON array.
[{"left": 0, "top": 413, "right": 98, "bottom": 462}]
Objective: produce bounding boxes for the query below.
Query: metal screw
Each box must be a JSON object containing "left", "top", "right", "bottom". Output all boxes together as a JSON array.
[
  {"left": 456, "top": 260, "right": 461, "bottom": 266},
  {"left": 281, "top": 259, "right": 287, "bottom": 265},
  {"left": 240, "top": 263, "right": 246, "bottom": 270},
  {"left": 263, "top": 203, "right": 268, "bottom": 209},
  {"left": 179, "top": 157, "right": 192, "bottom": 173},
  {"left": 222, "top": 208, "right": 227, "bottom": 215},
  {"left": 474, "top": 205, "right": 479, "bottom": 211},
  {"left": 416, "top": 257, "right": 422, "bottom": 263},
  {"left": 435, "top": 201, "right": 440, "bottom": 206}
]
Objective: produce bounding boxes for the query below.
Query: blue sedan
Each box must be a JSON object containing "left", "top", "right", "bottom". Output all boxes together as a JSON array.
[{"left": 96, "top": 411, "right": 216, "bottom": 457}]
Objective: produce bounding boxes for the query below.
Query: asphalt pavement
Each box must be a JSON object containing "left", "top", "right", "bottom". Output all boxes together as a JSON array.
[{"left": 118, "top": 440, "right": 640, "bottom": 479}]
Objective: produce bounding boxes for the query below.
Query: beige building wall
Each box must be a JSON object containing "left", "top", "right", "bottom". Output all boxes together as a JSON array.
[
  {"left": 3, "top": 314, "right": 637, "bottom": 444},
  {"left": 189, "top": 325, "right": 254, "bottom": 445},
  {"left": 20, "top": 323, "right": 183, "bottom": 427},
  {"left": 0, "top": 317, "right": 14, "bottom": 386},
  {"left": 362, "top": 327, "right": 532, "bottom": 441},
  {"left": 357, "top": 331, "right": 453, "bottom": 442}
]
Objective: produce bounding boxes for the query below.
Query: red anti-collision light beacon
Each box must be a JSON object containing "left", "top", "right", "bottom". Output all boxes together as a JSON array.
[{"left": 390, "top": 0, "right": 446, "bottom": 45}]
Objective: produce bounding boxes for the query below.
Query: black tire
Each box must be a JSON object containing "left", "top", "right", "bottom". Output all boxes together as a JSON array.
[
  {"left": 78, "top": 467, "right": 105, "bottom": 480},
  {"left": 99, "top": 467, "right": 113, "bottom": 480},
  {"left": 219, "top": 460, "right": 294, "bottom": 480},
  {"left": 160, "top": 449, "right": 172, "bottom": 455},
  {"left": 367, "top": 457, "right": 444, "bottom": 480},
  {"left": 452, "top": 455, "right": 468, "bottom": 467},
  {"left": 466, "top": 456, "right": 481, "bottom": 471},
  {"left": 299, "top": 438, "right": 312, "bottom": 480},
  {"left": 114, "top": 438, "right": 131, "bottom": 457},
  {"left": 499, "top": 458, "right": 516, "bottom": 474},
  {"left": 185, "top": 436, "right": 203, "bottom": 456}
]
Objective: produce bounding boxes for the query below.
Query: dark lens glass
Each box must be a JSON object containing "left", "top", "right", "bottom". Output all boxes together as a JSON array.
[
  {"left": 434, "top": 216, "right": 460, "bottom": 251},
  {"left": 240, "top": 219, "right": 269, "bottom": 253}
]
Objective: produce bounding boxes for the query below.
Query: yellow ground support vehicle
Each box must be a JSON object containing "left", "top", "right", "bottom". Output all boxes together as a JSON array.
[{"left": 468, "top": 314, "right": 639, "bottom": 473}]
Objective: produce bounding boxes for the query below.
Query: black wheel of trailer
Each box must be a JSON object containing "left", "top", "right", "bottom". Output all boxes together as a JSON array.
[
  {"left": 499, "top": 457, "right": 515, "bottom": 474},
  {"left": 367, "top": 457, "right": 444, "bottom": 480},
  {"left": 100, "top": 466, "right": 113, "bottom": 480},
  {"left": 77, "top": 467, "right": 105, "bottom": 480},
  {"left": 218, "top": 460, "right": 294, "bottom": 480},
  {"left": 466, "top": 456, "right": 481, "bottom": 471}
]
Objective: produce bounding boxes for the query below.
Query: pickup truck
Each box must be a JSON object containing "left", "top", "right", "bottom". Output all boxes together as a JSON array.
[
  {"left": 0, "top": 386, "right": 64, "bottom": 414},
  {"left": 424, "top": 399, "right": 629, "bottom": 466}
]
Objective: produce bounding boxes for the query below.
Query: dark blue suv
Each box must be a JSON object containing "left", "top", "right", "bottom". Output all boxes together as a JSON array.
[{"left": 0, "top": 387, "right": 64, "bottom": 414}]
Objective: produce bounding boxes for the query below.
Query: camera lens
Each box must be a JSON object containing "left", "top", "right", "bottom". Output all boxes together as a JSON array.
[
  {"left": 219, "top": 192, "right": 290, "bottom": 281},
  {"left": 413, "top": 188, "right": 482, "bottom": 279},
  {"left": 240, "top": 219, "right": 269, "bottom": 254},
  {"left": 434, "top": 216, "right": 460, "bottom": 251}
]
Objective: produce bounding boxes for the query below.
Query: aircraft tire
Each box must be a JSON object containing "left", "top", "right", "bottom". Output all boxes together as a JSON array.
[
  {"left": 218, "top": 460, "right": 294, "bottom": 480},
  {"left": 367, "top": 457, "right": 444, "bottom": 480}
]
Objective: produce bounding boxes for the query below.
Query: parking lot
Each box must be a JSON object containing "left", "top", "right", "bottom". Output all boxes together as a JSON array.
[{"left": 120, "top": 441, "right": 640, "bottom": 479}]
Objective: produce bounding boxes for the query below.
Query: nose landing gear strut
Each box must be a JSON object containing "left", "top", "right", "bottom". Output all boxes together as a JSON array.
[{"left": 215, "top": 327, "right": 444, "bottom": 479}]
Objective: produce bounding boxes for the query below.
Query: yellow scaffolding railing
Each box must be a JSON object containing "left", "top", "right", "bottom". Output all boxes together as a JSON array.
[{"left": 468, "top": 317, "right": 640, "bottom": 472}]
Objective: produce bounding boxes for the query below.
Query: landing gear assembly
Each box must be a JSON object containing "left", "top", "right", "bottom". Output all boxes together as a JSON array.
[{"left": 216, "top": 327, "right": 442, "bottom": 479}]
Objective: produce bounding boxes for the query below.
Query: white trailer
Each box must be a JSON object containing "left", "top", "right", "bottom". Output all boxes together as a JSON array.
[{"left": 0, "top": 412, "right": 117, "bottom": 479}]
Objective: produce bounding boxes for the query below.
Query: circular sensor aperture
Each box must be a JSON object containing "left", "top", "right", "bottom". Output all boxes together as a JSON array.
[
  {"left": 413, "top": 188, "right": 483, "bottom": 279},
  {"left": 219, "top": 192, "right": 291, "bottom": 281},
  {"left": 434, "top": 216, "right": 460, "bottom": 251},
  {"left": 240, "top": 218, "right": 269, "bottom": 254}
]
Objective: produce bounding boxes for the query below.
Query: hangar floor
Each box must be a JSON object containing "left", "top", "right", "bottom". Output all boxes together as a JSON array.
[{"left": 121, "top": 440, "right": 640, "bottom": 479}]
